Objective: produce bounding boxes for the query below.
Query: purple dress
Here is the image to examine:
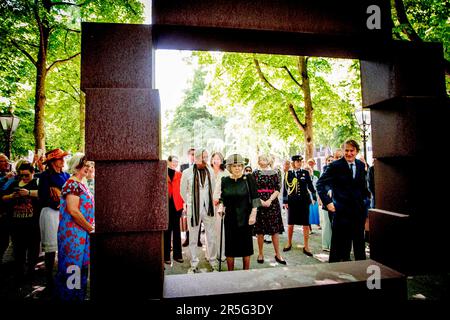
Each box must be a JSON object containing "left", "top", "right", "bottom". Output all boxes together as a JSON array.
[
  {"left": 55, "top": 178, "right": 95, "bottom": 301},
  {"left": 253, "top": 169, "right": 285, "bottom": 235}
]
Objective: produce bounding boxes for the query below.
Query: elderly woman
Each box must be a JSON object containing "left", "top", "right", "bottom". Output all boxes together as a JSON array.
[
  {"left": 2, "top": 162, "right": 40, "bottom": 285},
  {"left": 216, "top": 154, "right": 261, "bottom": 271},
  {"left": 38, "top": 148, "right": 70, "bottom": 292},
  {"left": 55, "top": 153, "right": 94, "bottom": 301}
]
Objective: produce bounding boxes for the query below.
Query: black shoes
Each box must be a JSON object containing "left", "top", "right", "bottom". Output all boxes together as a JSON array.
[
  {"left": 274, "top": 256, "right": 287, "bottom": 265},
  {"left": 257, "top": 256, "right": 264, "bottom": 264},
  {"left": 303, "top": 248, "right": 313, "bottom": 257},
  {"left": 282, "top": 245, "right": 292, "bottom": 252}
]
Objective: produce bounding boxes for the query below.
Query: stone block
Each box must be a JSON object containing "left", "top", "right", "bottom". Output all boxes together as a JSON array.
[
  {"left": 164, "top": 259, "right": 406, "bottom": 302},
  {"left": 361, "top": 42, "right": 446, "bottom": 106},
  {"left": 85, "top": 88, "right": 160, "bottom": 161},
  {"left": 94, "top": 160, "right": 168, "bottom": 233},
  {"left": 373, "top": 157, "right": 429, "bottom": 217},
  {"left": 369, "top": 209, "right": 410, "bottom": 273},
  {"left": 81, "top": 23, "right": 154, "bottom": 90},
  {"left": 153, "top": 0, "right": 391, "bottom": 39},
  {"left": 369, "top": 97, "right": 449, "bottom": 158},
  {"left": 369, "top": 209, "right": 450, "bottom": 274},
  {"left": 91, "top": 232, "right": 164, "bottom": 300}
]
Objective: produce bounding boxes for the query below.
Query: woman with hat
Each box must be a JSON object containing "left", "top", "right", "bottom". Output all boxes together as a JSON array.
[
  {"left": 38, "top": 148, "right": 70, "bottom": 292},
  {"left": 282, "top": 155, "right": 317, "bottom": 256},
  {"left": 216, "top": 154, "right": 261, "bottom": 271}
]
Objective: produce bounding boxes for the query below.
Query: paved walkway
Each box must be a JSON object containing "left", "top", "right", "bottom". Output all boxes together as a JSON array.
[
  {"left": 164, "top": 209, "right": 335, "bottom": 274},
  {"left": 1, "top": 209, "right": 448, "bottom": 301}
]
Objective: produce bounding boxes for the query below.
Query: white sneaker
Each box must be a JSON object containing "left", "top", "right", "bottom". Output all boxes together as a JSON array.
[
  {"left": 211, "top": 264, "right": 220, "bottom": 272},
  {"left": 187, "top": 267, "right": 198, "bottom": 274}
]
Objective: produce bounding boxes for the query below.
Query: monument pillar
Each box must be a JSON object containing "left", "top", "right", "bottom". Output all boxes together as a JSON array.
[
  {"left": 81, "top": 23, "right": 167, "bottom": 300},
  {"left": 361, "top": 42, "right": 449, "bottom": 273}
]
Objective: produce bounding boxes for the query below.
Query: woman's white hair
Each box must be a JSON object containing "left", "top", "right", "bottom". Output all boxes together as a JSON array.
[{"left": 67, "top": 152, "right": 85, "bottom": 174}]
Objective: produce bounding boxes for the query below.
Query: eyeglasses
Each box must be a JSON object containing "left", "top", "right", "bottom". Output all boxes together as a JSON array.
[{"left": 245, "top": 169, "right": 252, "bottom": 173}]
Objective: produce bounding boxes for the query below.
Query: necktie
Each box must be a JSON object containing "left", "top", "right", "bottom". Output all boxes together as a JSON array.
[{"left": 350, "top": 163, "right": 355, "bottom": 179}]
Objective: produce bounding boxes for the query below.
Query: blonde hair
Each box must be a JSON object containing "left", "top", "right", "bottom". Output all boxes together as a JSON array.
[
  {"left": 67, "top": 152, "right": 86, "bottom": 174},
  {"left": 257, "top": 154, "right": 271, "bottom": 168}
]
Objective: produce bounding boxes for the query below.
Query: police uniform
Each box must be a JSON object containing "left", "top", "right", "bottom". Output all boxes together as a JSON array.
[{"left": 283, "top": 156, "right": 317, "bottom": 226}]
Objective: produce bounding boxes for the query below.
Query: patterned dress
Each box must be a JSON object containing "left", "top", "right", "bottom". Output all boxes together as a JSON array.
[
  {"left": 55, "top": 178, "right": 95, "bottom": 301},
  {"left": 253, "top": 169, "right": 285, "bottom": 235}
]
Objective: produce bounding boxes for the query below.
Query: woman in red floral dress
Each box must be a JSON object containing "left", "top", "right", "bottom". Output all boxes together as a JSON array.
[{"left": 55, "top": 153, "right": 94, "bottom": 301}]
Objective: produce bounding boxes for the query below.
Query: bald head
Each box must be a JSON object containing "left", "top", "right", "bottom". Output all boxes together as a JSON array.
[{"left": 0, "top": 153, "right": 9, "bottom": 172}]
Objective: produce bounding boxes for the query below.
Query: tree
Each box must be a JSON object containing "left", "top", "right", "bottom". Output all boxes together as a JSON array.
[
  {"left": 197, "top": 52, "right": 361, "bottom": 160},
  {"left": 164, "top": 66, "right": 226, "bottom": 158},
  {"left": 391, "top": 0, "right": 450, "bottom": 79},
  {"left": 0, "top": 0, "right": 144, "bottom": 153}
]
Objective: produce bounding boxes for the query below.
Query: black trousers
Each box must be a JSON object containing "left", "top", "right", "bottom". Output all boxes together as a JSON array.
[
  {"left": 329, "top": 215, "right": 365, "bottom": 263},
  {"left": 10, "top": 220, "right": 41, "bottom": 281},
  {"left": 0, "top": 216, "right": 10, "bottom": 261},
  {"left": 164, "top": 199, "right": 182, "bottom": 261}
]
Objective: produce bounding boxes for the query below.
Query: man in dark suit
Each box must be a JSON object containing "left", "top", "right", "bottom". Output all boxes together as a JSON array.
[
  {"left": 180, "top": 148, "right": 196, "bottom": 247},
  {"left": 316, "top": 140, "right": 371, "bottom": 262}
]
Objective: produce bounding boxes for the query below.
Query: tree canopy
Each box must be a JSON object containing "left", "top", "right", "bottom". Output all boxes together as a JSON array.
[{"left": 0, "top": 0, "right": 144, "bottom": 158}]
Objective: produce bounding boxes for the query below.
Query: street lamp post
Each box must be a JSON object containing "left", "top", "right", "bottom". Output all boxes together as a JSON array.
[
  {"left": 0, "top": 107, "right": 20, "bottom": 158},
  {"left": 355, "top": 108, "right": 371, "bottom": 162}
]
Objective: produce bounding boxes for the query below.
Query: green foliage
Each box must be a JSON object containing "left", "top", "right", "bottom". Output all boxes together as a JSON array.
[
  {"left": 0, "top": 0, "right": 144, "bottom": 159},
  {"left": 392, "top": 0, "right": 450, "bottom": 92},
  {"left": 396, "top": 0, "right": 449, "bottom": 60},
  {"left": 164, "top": 66, "right": 226, "bottom": 158},
  {"left": 196, "top": 51, "right": 363, "bottom": 156}
]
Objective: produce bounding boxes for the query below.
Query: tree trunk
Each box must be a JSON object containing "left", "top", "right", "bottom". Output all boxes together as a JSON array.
[
  {"left": 298, "top": 56, "right": 314, "bottom": 161},
  {"left": 79, "top": 91, "right": 86, "bottom": 152},
  {"left": 34, "top": 37, "right": 48, "bottom": 152}
]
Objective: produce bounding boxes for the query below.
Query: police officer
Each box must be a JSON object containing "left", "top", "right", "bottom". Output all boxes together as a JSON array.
[{"left": 282, "top": 155, "right": 317, "bottom": 256}]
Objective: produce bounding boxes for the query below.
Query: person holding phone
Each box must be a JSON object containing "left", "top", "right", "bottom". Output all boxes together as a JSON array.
[{"left": 2, "top": 162, "right": 40, "bottom": 286}]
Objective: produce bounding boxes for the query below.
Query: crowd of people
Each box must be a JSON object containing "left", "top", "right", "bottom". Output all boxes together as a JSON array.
[
  {"left": 1, "top": 139, "right": 374, "bottom": 299},
  {"left": 0, "top": 149, "right": 95, "bottom": 301},
  {"left": 164, "top": 139, "right": 375, "bottom": 273}
]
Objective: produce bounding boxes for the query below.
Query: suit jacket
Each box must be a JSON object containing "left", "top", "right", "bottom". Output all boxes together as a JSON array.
[
  {"left": 179, "top": 165, "right": 215, "bottom": 219},
  {"left": 282, "top": 169, "right": 317, "bottom": 205},
  {"left": 180, "top": 163, "right": 192, "bottom": 173},
  {"left": 168, "top": 170, "right": 184, "bottom": 211},
  {"left": 316, "top": 157, "right": 370, "bottom": 219}
]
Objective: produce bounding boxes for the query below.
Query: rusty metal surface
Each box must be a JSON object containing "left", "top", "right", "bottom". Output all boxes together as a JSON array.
[
  {"left": 81, "top": 23, "right": 154, "bottom": 90},
  {"left": 85, "top": 88, "right": 161, "bottom": 161},
  {"left": 91, "top": 232, "right": 164, "bottom": 300},
  {"left": 94, "top": 160, "right": 168, "bottom": 233},
  {"left": 153, "top": 0, "right": 391, "bottom": 37}
]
